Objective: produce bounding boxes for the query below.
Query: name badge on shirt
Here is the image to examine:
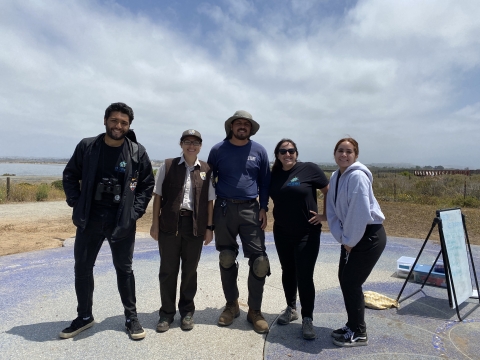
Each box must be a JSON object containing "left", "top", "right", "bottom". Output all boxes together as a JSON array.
[{"left": 200, "top": 172, "right": 206, "bottom": 180}]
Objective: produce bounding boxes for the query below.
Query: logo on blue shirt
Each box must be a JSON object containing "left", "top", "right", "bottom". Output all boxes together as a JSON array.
[
  {"left": 287, "top": 177, "right": 300, "bottom": 186},
  {"left": 115, "top": 161, "right": 127, "bottom": 173}
]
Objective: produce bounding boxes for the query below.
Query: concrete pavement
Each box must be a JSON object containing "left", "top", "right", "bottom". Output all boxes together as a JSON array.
[{"left": 1, "top": 233, "right": 479, "bottom": 359}]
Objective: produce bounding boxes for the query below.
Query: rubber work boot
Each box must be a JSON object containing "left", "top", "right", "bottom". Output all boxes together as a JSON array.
[
  {"left": 247, "top": 309, "right": 269, "bottom": 334},
  {"left": 218, "top": 300, "right": 240, "bottom": 326}
]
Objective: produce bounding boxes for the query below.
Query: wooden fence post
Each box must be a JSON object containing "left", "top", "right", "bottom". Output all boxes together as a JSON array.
[
  {"left": 6, "top": 176, "right": 10, "bottom": 200},
  {"left": 394, "top": 171, "right": 397, "bottom": 202}
]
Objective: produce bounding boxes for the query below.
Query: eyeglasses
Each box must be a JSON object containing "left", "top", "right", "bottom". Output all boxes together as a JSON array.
[
  {"left": 182, "top": 140, "right": 201, "bottom": 146},
  {"left": 278, "top": 149, "right": 296, "bottom": 155}
]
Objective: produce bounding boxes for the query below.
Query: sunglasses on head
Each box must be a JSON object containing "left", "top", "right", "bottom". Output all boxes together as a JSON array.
[{"left": 278, "top": 148, "right": 296, "bottom": 155}]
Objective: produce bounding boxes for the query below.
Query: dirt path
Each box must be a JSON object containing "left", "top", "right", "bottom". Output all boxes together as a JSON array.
[
  {"left": 0, "top": 201, "right": 153, "bottom": 256},
  {"left": 1, "top": 200, "right": 479, "bottom": 256}
]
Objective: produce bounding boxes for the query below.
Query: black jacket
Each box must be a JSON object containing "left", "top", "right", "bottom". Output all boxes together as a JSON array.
[{"left": 63, "top": 133, "right": 154, "bottom": 241}]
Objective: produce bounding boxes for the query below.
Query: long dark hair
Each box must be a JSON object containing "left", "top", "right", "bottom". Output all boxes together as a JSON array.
[{"left": 272, "top": 138, "right": 298, "bottom": 173}]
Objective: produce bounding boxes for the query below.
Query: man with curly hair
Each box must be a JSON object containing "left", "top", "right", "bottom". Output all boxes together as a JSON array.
[{"left": 61, "top": 102, "right": 155, "bottom": 340}]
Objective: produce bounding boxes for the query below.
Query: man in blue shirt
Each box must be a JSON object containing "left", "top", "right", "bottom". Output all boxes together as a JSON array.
[{"left": 207, "top": 110, "right": 271, "bottom": 333}]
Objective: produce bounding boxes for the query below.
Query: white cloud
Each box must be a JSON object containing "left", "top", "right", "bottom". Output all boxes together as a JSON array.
[{"left": 0, "top": 0, "right": 479, "bottom": 168}]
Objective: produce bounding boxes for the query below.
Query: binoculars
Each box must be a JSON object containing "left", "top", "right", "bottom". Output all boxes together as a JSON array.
[{"left": 95, "top": 177, "right": 122, "bottom": 203}]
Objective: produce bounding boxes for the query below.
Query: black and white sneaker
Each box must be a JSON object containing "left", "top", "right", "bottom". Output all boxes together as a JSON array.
[
  {"left": 332, "top": 328, "right": 368, "bottom": 347},
  {"left": 59, "top": 316, "right": 95, "bottom": 339},
  {"left": 125, "top": 317, "right": 146, "bottom": 340},
  {"left": 331, "top": 325, "right": 351, "bottom": 339}
]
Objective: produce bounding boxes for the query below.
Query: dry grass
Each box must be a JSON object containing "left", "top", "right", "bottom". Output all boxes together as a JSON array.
[
  {"left": 264, "top": 200, "right": 480, "bottom": 246},
  {"left": 379, "top": 201, "right": 480, "bottom": 245},
  {"left": 0, "top": 178, "right": 65, "bottom": 203},
  {"left": 0, "top": 217, "right": 75, "bottom": 256}
]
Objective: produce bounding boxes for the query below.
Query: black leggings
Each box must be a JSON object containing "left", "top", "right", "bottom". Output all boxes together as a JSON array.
[
  {"left": 338, "top": 224, "right": 386, "bottom": 333},
  {"left": 273, "top": 224, "right": 320, "bottom": 319}
]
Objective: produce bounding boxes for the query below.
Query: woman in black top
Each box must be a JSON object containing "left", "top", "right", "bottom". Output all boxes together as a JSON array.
[{"left": 269, "top": 138, "right": 329, "bottom": 340}]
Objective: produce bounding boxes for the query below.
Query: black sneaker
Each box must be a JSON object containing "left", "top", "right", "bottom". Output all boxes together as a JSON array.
[
  {"left": 302, "top": 317, "right": 316, "bottom": 340},
  {"left": 332, "top": 328, "right": 368, "bottom": 347},
  {"left": 125, "top": 317, "right": 146, "bottom": 340},
  {"left": 181, "top": 315, "right": 194, "bottom": 331},
  {"left": 331, "top": 325, "right": 351, "bottom": 339},
  {"left": 156, "top": 317, "right": 174, "bottom": 333},
  {"left": 59, "top": 316, "right": 95, "bottom": 339}
]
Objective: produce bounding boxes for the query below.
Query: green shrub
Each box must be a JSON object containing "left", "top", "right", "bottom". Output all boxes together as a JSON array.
[
  {"left": 414, "top": 179, "right": 447, "bottom": 197},
  {"left": 153, "top": 168, "right": 158, "bottom": 177},
  {"left": 395, "top": 193, "right": 415, "bottom": 202},
  {"left": 451, "top": 196, "right": 480, "bottom": 208},
  {"left": 51, "top": 180, "right": 64, "bottom": 190},
  {"left": 36, "top": 183, "right": 49, "bottom": 201}
]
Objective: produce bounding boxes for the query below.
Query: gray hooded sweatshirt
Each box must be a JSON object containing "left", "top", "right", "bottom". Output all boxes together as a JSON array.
[{"left": 326, "top": 161, "right": 385, "bottom": 248}]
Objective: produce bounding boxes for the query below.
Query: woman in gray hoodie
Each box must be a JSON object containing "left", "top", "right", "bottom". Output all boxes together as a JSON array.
[{"left": 326, "top": 138, "right": 386, "bottom": 347}]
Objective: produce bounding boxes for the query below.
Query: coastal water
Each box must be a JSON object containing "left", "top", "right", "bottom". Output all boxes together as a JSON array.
[
  {"left": 0, "top": 163, "right": 66, "bottom": 176},
  {"left": 0, "top": 163, "right": 160, "bottom": 177}
]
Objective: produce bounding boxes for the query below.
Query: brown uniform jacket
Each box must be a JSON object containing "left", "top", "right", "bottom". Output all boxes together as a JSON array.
[{"left": 159, "top": 157, "right": 212, "bottom": 236}]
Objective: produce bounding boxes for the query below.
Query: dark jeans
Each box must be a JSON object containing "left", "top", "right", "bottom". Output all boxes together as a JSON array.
[
  {"left": 74, "top": 212, "right": 137, "bottom": 320},
  {"left": 338, "top": 224, "right": 386, "bottom": 333},
  {"left": 273, "top": 224, "right": 320, "bottom": 319},
  {"left": 213, "top": 199, "right": 267, "bottom": 310},
  {"left": 158, "top": 216, "right": 204, "bottom": 319}
]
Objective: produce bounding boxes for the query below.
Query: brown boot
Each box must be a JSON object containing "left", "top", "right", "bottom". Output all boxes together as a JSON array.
[
  {"left": 218, "top": 300, "right": 240, "bottom": 326},
  {"left": 247, "top": 309, "right": 269, "bottom": 334}
]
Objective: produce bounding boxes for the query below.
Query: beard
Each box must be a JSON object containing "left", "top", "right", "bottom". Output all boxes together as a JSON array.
[
  {"left": 232, "top": 129, "right": 250, "bottom": 140},
  {"left": 106, "top": 126, "right": 126, "bottom": 141}
]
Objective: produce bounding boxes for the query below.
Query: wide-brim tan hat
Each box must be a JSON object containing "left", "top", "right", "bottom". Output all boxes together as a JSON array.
[{"left": 224, "top": 110, "right": 260, "bottom": 136}]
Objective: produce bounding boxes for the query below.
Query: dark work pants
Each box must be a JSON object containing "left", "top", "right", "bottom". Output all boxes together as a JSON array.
[
  {"left": 338, "top": 224, "right": 386, "bottom": 333},
  {"left": 273, "top": 224, "right": 320, "bottom": 319},
  {"left": 158, "top": 216, "right": 204, "bottom": 319},
  {"left": 213, "top": 200, "right": 267, "bottom": 310},
  {"left": 74, "top": 214, "right": 137, "bottom": 320}
]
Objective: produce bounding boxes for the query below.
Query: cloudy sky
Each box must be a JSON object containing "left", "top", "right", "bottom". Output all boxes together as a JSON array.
[{"left": 1, "top": 0, "right": 479, "bottom": 168}]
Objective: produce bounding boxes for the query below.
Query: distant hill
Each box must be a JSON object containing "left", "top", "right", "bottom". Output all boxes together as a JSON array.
[
  {"left": 367, "top": 162, "right": 416, "bottom": 168},
  {"left": 1, "top": 157, "right": 474, "bottom": 171},
  {"left": 0, "top": 157, "right": 70, "bottom": 164}
]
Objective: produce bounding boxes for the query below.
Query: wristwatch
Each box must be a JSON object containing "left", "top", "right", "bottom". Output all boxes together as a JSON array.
[{"left": 206, "top": 225, "right": 215, "bottom": 231}]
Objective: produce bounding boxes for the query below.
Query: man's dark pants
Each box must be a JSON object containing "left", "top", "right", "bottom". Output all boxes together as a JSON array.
[
  {"left": 74, "top": 210, "right": 137, "bottom": 320},
  {"left": 158, "top": 215, "right": 204, "bottom": 319},
  {"left": 214, "top": 199, "right": 267, "bottom": 310}
]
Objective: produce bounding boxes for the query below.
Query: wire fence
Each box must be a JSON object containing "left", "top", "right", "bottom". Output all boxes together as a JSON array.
[{"left": 320, "top": 168, "right": 480, "bottom": 208}]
